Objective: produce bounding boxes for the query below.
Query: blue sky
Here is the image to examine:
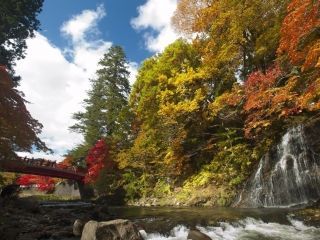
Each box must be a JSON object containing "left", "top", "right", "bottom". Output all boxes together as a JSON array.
[
  {"left": 39, "top": 0, "right": 150, "bottom": 63},
  {"left": 15, "top": 0, "right": 180, "bottom": 160}
]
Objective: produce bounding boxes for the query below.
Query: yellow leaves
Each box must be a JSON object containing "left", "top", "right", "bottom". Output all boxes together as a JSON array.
[
  {"left": 209, "top": 84, "right": 244, "bottom": 119},
  {"left": 164, "top": 150, "right": 175, "bottom": 166},
  {"left": 174, "top": 0, "right": 289, "bottom": 80},
  {"left": 302, "top": 41, "right": 320, "bottom": 71},
  {"left": 159, "top": 96, "right": 201, "bottom": 121},
  {"left": 297, "top": 77, "right": 320, "bottom": 111},
  {"left": 157, "top": 67, "right": 207, "bottom": 120}
]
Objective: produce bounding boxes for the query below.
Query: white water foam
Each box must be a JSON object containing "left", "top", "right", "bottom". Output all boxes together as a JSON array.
[
  {"left": 238, "top": 126, "right": 320, "bottom": 207},
  {"left": 141, "top": 217, "right": 320, "bottom": 240},
  {"left": 140, "top": 225, "right": 189, "bottom": 240}
]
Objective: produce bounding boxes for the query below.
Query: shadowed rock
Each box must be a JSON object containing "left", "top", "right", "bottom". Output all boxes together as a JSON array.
[
  {"left": 0, "top": 184, "right": 20, "bottom": 198},
  {"left": 187, "top": 229, "right": 212, "bottom": 240},
  {"left": 73, "top": 219, "right": 85, "bottom": 236},
  {"left": 81, "top": 219, "right": 143, "bottom": 240}
]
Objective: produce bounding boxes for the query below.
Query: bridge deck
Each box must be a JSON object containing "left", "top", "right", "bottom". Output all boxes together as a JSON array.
[{"left": 0, "top": 157, "right": 86, "bottom": 181}]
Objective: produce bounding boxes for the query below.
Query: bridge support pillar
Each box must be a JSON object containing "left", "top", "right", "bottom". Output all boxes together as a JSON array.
[{"left": 77, "top": 181, "right": 94, "bottom": 200}]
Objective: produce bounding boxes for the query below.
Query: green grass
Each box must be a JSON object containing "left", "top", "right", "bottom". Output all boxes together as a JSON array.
[{"left": 20, "top": 193, "right": 80, "bottom": 201}]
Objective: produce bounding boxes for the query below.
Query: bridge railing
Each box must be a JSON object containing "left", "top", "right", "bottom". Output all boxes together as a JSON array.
[
  {"left": 17, "top": 156, "right": 86, "bottom": 174},
  {"left": 0, "top": 155, "right": 87, "bottom": 181}
]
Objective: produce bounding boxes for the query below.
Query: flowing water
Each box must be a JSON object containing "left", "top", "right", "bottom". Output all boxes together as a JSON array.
[
  {"left": 235, "top": 126, "right": 320, "bottom": 207},
  {"left": 104, "top": 126, "right": 320, "bottom": 239},
  {"left": 109, "top": 206, "right": 320, "bottom": 240},
  {"left": 36, "top": 125, "right": 320, "bottom": 239}
]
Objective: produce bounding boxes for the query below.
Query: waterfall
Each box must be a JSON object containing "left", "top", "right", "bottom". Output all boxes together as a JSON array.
[{"left": 236, "top": 126, "right": 320, "bottom": 207}]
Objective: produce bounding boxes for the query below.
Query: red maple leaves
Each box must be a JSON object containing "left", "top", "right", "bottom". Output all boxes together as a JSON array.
[
  {"left": 16, "top": 174, "right": 56, "bottom": 192},
  {"left": 16, "top": 139, "right": 112, "bottom": 191},
  {"left": 84, "top": 139, "right": 112, "bottom": 183}
]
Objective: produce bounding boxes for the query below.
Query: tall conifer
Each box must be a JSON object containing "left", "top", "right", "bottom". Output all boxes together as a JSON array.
[{"left": 71, "top": 46, "right": 131, "bottom": 147}]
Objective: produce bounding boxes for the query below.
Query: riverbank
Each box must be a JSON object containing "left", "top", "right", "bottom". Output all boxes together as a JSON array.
[
  {"left": 1, "top": 196, "right": 320, "bottom": 239},
  {"left": 0, "top": 197, "right": 111, "bottom": 240},
  {"left": 127, "top": 184, "right": 235, "bottom": 207}
]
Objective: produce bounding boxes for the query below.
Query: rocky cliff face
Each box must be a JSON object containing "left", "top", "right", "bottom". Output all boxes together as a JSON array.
[{"left": 234, "top": 119, "right": 320, "bottom": 208}]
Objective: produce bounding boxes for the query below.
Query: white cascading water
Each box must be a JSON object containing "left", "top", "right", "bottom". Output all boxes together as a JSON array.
[
  {"left": 236, "top": 126, "right": 320, "bottom": 207},
  {"left": 140, "top": 217, "right": 320, "bottom": 240}
]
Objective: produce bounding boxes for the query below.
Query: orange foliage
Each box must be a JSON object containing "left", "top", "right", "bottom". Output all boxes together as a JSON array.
[
  {"left": 297, "top": 77, "right": 320, "bottom": 111},
  {"left": 56, "top": 155, "right": 74, "bottom": 170},
  {"left": 243, "top": 65, "right": 295, "bottom": 138},
  {"left": 278, "top": 0, "right": 320, "bottom": 70},
  {"left": 244, "top": 63, "right": 320, "bottom": 139}
]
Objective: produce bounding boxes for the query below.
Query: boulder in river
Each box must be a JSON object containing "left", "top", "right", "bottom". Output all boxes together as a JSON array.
[
  {"left": 73, "top": 219, "right": 85, "bottom": 236},
  {"left": 0, "top": 184, "right": 20, "bottom": 199},
  {"left": 187, "top": 229, "right": 212, "bottom": 240},
  {"left": 81, "top": 219, "right": 143, "bottom": 240}
]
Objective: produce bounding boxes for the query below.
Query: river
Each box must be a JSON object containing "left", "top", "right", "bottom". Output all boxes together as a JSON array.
[{"left": 107, "top": 206, "right": 320, "bottom": 240}]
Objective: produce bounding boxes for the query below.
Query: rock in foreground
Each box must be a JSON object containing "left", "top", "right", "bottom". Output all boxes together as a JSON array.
[
  {"left": 187, "top": 229, "right": 212, "bottom": 240},
  {"left": 73, "top": 219, "right": 85, "bottom": 236},
  {"left": 81, "top": 219, "right": 143, "bottom": 240}
]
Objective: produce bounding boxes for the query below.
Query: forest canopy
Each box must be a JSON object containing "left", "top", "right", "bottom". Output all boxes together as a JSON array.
[{"left": 66, "top": 0, "right": 319, "bottom": 205}]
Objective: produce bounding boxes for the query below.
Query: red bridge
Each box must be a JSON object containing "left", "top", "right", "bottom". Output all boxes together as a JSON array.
[
  {"left": 0, "top": 156, "right": 86, "bottom": 182},
  {"left": 0, "top": 155, "right": 91, "bottom": 199}
]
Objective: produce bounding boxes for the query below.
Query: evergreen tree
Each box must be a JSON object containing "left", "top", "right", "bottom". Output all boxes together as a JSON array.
[{"left": 71, "top": 46, "right": 132, "bottom": 148}]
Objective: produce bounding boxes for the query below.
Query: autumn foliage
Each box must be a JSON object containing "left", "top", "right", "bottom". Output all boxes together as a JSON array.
[
  {"left": 65, "top": 0, "right": 320, "bottom": 203},
  {"left": 278, "top": 0, "right": 320, "bottom": 70},
  {"left": 15, "top": 140, "right": 111, "bottom": 191},
  {"left": 84, "top": 139, "right": 112, "bottom": 183},
  {"left": 0, "top": 66, "right": 47, "bottom": 157},
  {"left": 16, "top": 174, "right": 56, "bottom": 192}
]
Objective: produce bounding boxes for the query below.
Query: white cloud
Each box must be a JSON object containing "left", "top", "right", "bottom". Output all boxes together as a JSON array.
[
  {"left": 128, "top": 62, "right": 138, "bottom": 85},
  {"left": 61, "top": 5, "right": 111, "bottom": 74},
  {"left": 61, "top": 4, "right": 106, "bottom": 43},
  {"left": 131, "top": 0, "right": 180, "bottom": 52},
  {"left": 16, "top": 33, "right": 89, "bottom": 160},
  {"left": 15, "top": 6, "right": 113, "bottom": 161}
]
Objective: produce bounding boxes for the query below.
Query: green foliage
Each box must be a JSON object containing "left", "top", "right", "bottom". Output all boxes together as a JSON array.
[
  {"left": 152, "top": 179, "right": 172, "bottom": 198},
  {"left": 93, "top": 168, "right": 120, "bottom": 196},
  {"left": 122, "top": 171, "right": 141, "bottom": 201},
  {"left": 122, "top": 171, "right": 155, "bottom": 201},
  {"left": 69, "top": 46, "right": 132, "bottom": 196},
  {"left": 70, "top": 46, "right": 131, "bottom": 147}
]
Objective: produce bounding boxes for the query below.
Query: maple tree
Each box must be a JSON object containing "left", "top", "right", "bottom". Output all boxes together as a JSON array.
[
  {"left": 278, "top": 0, "right": 320, "bottom": 70},
  {"left": 84, "top": 139, "right": 113, "bottom": 183},
  {"left": 16, "top": 174, "right": 56, "bottom": 192},
  {"left": 277, "top": 0, "right": 320, "bottom": 114},
  {"left": 243, "top": 65, "right": 288, "bottom": 139},
  {"left": 0, "top": 66, "right": 48, "bottom": 158}
]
